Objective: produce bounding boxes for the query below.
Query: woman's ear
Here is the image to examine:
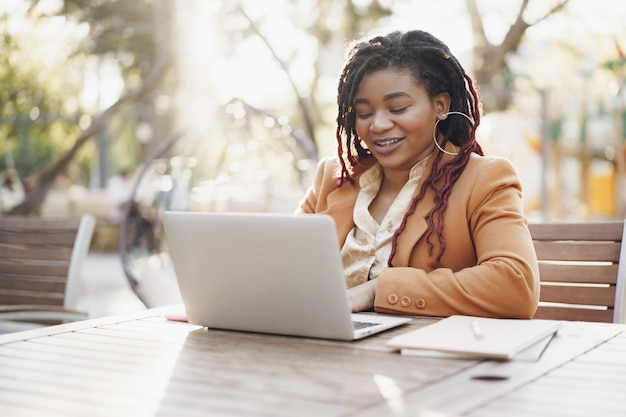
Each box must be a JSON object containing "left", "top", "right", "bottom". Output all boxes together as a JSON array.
[{"left": 434, "top": 93, "right": 451, "bottom": 116}]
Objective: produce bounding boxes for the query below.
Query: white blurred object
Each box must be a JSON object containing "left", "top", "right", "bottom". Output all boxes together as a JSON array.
[{"left": 477, "top": 110, "right": 542, "bottom": 212}]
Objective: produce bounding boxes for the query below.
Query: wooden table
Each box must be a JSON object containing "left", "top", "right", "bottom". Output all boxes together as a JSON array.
[{"left": 1, "top": 306, "right": 625, "bottom": 417}]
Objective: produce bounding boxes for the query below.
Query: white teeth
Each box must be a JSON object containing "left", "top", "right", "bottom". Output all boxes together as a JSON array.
[{"left": 377, "top": 138, "right": 401, "bottom": 147}]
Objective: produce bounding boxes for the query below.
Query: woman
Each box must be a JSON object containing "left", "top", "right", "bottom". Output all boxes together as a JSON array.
[{"left": 297, "top": 30, "right": 539, "bottom": 319}]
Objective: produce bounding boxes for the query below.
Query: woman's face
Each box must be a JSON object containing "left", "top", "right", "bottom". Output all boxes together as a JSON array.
[{"left": 354, "top": 69, "right": 448, "bottom": 174}]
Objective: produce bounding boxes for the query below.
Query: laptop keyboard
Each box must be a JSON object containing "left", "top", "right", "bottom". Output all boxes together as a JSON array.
[{"left": 353, "top": 320, "right": 378, "bottom": 330}]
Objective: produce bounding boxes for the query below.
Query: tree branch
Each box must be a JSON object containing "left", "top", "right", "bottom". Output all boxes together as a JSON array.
[
  {"left": 5, "top": 50, "right": 173, "bottom": 215},
  {"left": 496, "top": 0, "right": 531, "bottom": 66},
  {"left": 237, "top": 4, "right": 318, "bottom": 155},
  {"left": 529, "top": 0, "right": 570, "bottom": 26},
  {"left": 466, "top": 0, "right": 489, "bottom": 52}
]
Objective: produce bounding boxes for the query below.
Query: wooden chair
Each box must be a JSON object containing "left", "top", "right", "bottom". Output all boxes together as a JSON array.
[
  {"left": 0, "top": 215, "right": 96, "bottom": 328},
  {"left": 529, "top": 220, "right": 626, "bottom": 323}
]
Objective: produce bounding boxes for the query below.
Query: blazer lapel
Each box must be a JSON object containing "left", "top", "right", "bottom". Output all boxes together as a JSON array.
[
  {"left": 391, "top": 148, "right": 457, "bottom": 266},
  {"left": 392, "top": 185, "right": 434, "bottom": 267}
]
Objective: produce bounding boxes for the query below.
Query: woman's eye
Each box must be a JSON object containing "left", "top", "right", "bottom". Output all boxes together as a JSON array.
[
  {"left": 390, "top": 107, "right": 408, "bottom": 114},
  {"left": 356, "top": 113, "right": 372, "bottom": 119}
]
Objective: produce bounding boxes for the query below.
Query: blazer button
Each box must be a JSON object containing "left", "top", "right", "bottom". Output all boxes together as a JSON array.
[
  {"left": 415, "top": 298, "right": 427, "bottom": 309},
  {"left": 401, "top": 296, "right": 412, "bottom": 307},
  {"left": 387, "top": 294, "right": 399, "bottom": 305}
]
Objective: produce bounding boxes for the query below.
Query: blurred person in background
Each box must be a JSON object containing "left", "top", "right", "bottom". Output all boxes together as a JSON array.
[{"left": 107, "top": 167, "right": 157, "bottom": 253}]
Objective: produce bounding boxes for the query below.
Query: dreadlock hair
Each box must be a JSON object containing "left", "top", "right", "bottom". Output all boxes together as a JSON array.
[{"left": 334, "top": 30, "right": 484, "bottom": 267}]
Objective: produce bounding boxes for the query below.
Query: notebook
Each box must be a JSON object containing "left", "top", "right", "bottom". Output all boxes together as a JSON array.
[
  {"left": 386, "top": 315, "right": 562, "bottom": 360},
  {"left": 162, "top": 211, "right": 412, "bottom": 341}
]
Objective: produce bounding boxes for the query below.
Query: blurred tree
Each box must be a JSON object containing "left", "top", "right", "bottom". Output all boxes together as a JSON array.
[
  {"left": 218, "top": 0, "right": 392, "bottom": 156},
  {"left": 0, "top": 17, "right": 83, "bottom": 181},
  {"left": 6, "top": 53, "right": 171, "bottom": 215},
  {"left": 3, "top": 0, "right": 173, "bottom": 215},
  {"left": 466, "top": 0, "right": 570, "bottom": 112},
  {"left": 35, "top": 0, "right": 177, "bottom": 164}
]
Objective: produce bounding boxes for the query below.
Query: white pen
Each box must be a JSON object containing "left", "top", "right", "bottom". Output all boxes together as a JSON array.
[{"left": 471, "top": 319, "right": 484, "bottom": 339}]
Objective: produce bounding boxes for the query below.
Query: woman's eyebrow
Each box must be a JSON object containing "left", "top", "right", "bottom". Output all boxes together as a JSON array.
[
  {"left": 354, "top": 92, "right": 411, "bottom": 105},
  {"left": 383, "top": 92, "right": 411, "bottom": 101}
]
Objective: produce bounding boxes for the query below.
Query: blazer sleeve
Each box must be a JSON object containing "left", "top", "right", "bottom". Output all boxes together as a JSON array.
[{"left": 374, "top": 157, "right": 540, "bottom": 319}]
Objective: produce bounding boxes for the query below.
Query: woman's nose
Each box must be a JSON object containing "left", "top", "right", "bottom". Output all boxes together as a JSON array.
[{"left": 370, "top": 111, "right": 393, "bottom": 133}]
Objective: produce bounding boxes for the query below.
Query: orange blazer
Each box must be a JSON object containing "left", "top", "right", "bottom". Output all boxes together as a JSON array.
[{"left": 298, "top": 153, "right": 540, "bottom": 319}]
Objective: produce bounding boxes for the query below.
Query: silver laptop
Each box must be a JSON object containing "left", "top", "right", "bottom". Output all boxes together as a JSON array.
[{"left": 163, "top": 211, "right": 411, "bottom": 340}]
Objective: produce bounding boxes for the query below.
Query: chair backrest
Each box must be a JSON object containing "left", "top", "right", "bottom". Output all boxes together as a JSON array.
[
  {"left": 529, "top": 220, "right": 626, "bottom": 323},
  {"left": 0, "top": 215, "right": 95, "bottom": 310}
]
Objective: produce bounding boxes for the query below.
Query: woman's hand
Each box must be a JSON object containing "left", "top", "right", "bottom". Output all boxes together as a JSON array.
[{"left": 347, "top": 278, "right": 378, "bottom": 312}]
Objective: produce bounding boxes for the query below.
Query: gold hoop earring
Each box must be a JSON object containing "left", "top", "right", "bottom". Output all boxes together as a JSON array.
[{"left": 432, "top": 111, "right": 473, "bottom": 156}]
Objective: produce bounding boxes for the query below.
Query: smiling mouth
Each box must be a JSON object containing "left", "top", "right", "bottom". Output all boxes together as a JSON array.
[{"left": 375, "top": 138, "right": 403, "bottom": 147}]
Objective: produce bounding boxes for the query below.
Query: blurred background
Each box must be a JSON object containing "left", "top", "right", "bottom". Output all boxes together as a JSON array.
[{"left": 1, "top": 0, "right": 625, "bottom": 311}]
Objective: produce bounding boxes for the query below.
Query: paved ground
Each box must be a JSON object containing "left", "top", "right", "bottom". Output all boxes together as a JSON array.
[
  {"left": 78, "top": 249, "right": 183, "bottom": 318},
  {"left": 77, "top": 251, "right": 148, "bottom": 319}
]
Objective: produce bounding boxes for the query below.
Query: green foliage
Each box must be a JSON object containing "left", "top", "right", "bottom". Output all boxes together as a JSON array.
[
  {"left": 52, "top": 0, "right": 157, "bottom": 76},
  {"left": 0, "top": 20, "right": 85, "bottom": 181},
  {"left": 1, "top": 1, "right": 164, "bottom": 185}
]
